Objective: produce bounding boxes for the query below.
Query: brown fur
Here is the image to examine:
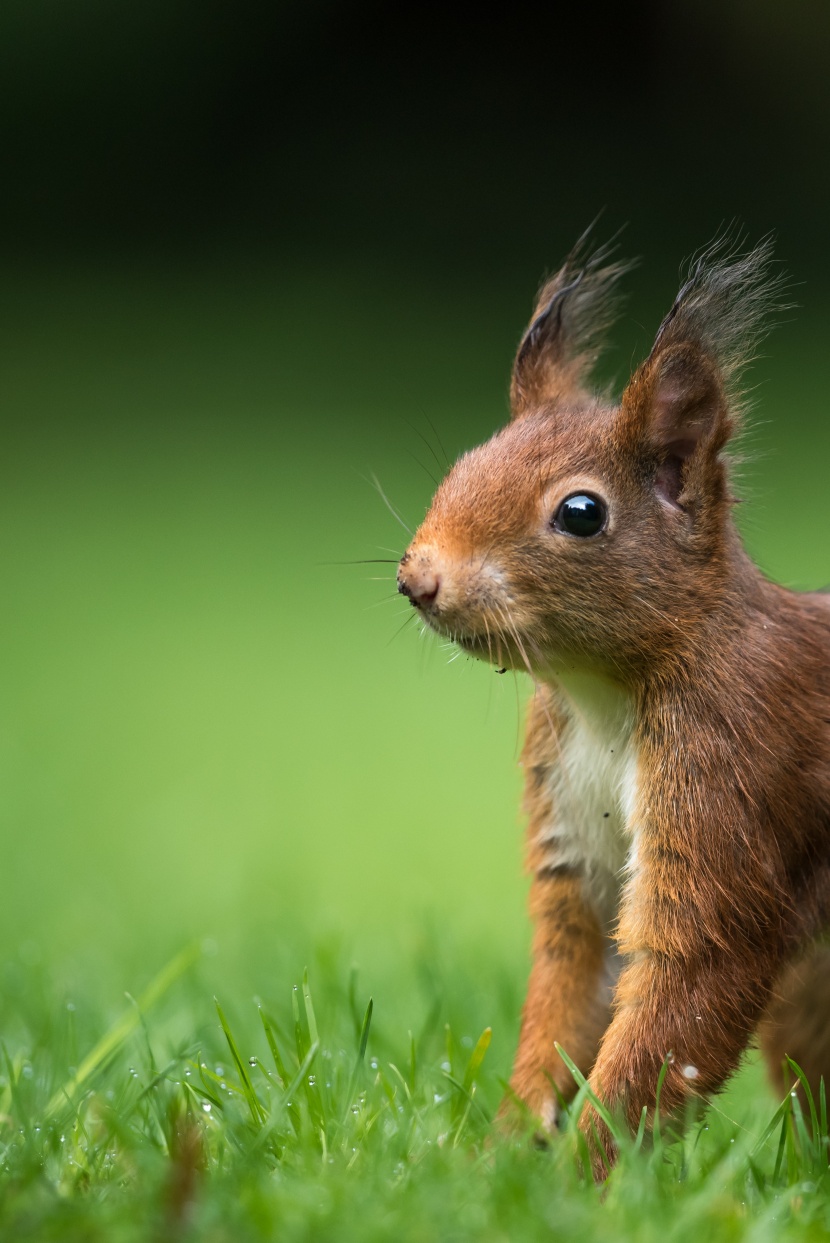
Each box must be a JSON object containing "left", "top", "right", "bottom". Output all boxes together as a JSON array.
[{"left": 395, "top": 234, "right": 830, "bottom": 1175}]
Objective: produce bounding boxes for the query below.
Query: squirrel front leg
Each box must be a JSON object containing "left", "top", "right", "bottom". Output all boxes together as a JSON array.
[
  {"left": 502, "top": 691, "right": 615, "bottom": 1130},
  {"left": 579, "top": 791, "right": 786, "bottom": 1176},
  {"left": 506, "top": 865, "right": 612, "bottom": 1130}
]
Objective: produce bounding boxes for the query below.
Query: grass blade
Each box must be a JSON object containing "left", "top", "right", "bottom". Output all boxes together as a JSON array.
[
  {"left": 461, "top": 1027, "right": 492, "bottom": 1096},
  {"left": 302, "top": 969, "right": 319, "bottom": 1048},
  {"left": 250, "top": 1041, "right": 319, "bottom": 1155},
  {"left": 342, "top": 997, "right": 373, "bottom": 1125},
  {"left": 357, "top": 997, "right": 373, "bottom": 1064},
  {"left": 555, "top": 1042, "right": 618, "bottom": 1134},
  {"left": 651, "top": 1054, "right": 670, "bottom": 1160},
  {"left": 44, "top": 942, "right": 200, "bottom": 1121},
  {"left": 215, "top": 997, "right": 266, "bottom": 1126},
  {"left": 298, "top": 974, "right": 326, "bottom": 1136},
  {"left": 785, "top": 1057, "right": 819, "bottom": 1141},
  {"left": 259, "top": 1008, "right": 300, "bottom": 1136},
  {"left": 292, "top": 986, "right": 307, "bottom": 1063},
  {"left": 258, "top": 1009, "right": 288, "bottom": 1086}
]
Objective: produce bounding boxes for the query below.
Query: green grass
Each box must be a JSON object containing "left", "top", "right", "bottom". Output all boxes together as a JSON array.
[
  {"left": 1, "top": 254, "right": 830, "bottom": 1238},
  {"left": 3, "top": 940, "right": 830, "bottom": 1242}
]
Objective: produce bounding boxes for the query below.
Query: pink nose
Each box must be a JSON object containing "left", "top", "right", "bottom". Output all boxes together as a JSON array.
[{"left": 398, "top": 563, "right": 441, "bottom": 609}]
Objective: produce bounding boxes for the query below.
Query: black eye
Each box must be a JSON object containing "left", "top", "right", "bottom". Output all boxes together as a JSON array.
[{"left": 553, "top": 493, "right": 607, "bottom": 538}]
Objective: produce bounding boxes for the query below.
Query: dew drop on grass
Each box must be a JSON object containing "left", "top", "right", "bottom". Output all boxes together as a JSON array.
[
  {"left": 215, "top": 1065, "right": 224, "bottom": 1076},
  {"left": 248, "top": 1057, "right": 257, "bottom": 1067},
  {"left": 308, "top": 1075, "right": 316, "bottom": 1087},
  {"left": 369, "top": 1058, "right": 378, "bottom": 1071},
  {"left": 202, "top": 1102, "right": 212, "bottom": 1113},
  {"left": 21, "top": 1064, "right": 33, "bottom": 1079}
]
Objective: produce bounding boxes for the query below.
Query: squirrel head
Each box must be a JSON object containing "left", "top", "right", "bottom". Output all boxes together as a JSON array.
[{"left": 397, "top": 233, "right": 786, "bottom": 678}]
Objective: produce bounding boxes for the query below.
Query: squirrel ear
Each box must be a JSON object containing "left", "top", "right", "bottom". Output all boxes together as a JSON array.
[
  {"left": 624, "top": 344, "right": 728, "bottom": 508},
  {"left": 621, "top": 234, "right": 786, "bottom": 509},
  {"left": 510, "top": 232, "right": 632, "bottom": 418}
]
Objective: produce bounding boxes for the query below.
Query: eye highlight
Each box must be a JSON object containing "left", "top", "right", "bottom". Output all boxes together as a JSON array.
[{"left": 552, "top": 493, "right": 607, "bottom": 538}]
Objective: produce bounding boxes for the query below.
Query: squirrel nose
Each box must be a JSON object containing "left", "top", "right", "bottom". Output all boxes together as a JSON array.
[{"left": 398, "top": 564, "right": 441, "bottom": 609}]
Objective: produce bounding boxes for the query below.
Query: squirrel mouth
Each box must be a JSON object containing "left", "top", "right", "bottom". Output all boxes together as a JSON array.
[{"left": 443, "top": 625, "right": 527, "bottom": 673}]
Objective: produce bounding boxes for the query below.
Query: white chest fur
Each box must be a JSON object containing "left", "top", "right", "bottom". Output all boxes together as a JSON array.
[{"left": 536, "top": 667, "right": 639, "bottom": 926}]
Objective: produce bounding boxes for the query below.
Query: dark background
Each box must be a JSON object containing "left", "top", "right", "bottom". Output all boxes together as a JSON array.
[
  {"left": 1, "top": 2, "right": 829, "bottom": 982},
  {"left": 3, "top": 1, "right": 829, "bottom": 274}
]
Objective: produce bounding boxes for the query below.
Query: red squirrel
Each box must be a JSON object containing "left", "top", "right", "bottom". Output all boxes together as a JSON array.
[{"left": 395, "top": 234, "right": 830, "bottom": 1174}]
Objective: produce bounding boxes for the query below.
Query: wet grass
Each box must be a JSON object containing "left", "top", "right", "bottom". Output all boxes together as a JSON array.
[{"left": 2, "top": 940, "right": 830, "bottom": 1242}]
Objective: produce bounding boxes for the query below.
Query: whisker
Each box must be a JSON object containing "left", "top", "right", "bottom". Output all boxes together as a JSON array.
[
  {"left": 320, "top": 558, "right": 400, "bottom": 566},
  {"left": 483, "top": 614, "right": 494, "bottom": 667},
  {"left": 366, "top": 472, "right": 413, "bottom": 535},
  {"left": 512, "top": 667, "right": 523, "bottom": 757},
  {"left": 423, "top": 412, "right": 452, "bottom": 471},
  {"left": 404, "top": 417, "right": 447, "bottom": 479},
  {"left": 495, "top": 603, "right": 561, "bottom": 751},
  {"left": 404, "top": 447, "right": 440, "bottom": 487},
  {"left": 387, "top": 611, "right": 419, "bottom": 646},
  {"left": 363, "top": 595, "right": 405, "bottom": 612},
  {"left": 627, "top": 593, "right": 685, "bottom": 636}
]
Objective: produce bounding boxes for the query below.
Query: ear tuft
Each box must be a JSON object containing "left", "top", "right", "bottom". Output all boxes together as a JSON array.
[
  {"left": 622, "top": 232, "right": 790, "bottom": 513},
  {"left": 510, "top": 227, "right": 634, "bottom": 417},
  {"left": 650, "top": 230, "right": 789, "bottom": 418}
]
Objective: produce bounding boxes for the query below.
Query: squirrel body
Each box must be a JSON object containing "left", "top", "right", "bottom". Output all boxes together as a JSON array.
[{"left": 396, "top": 235, "right": 830, "bottom": 1173}]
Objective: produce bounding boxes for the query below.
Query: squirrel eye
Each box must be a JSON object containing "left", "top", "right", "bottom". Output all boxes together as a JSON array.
[{"left": 553, "top": 493, "right": 607, "bottom": 538}]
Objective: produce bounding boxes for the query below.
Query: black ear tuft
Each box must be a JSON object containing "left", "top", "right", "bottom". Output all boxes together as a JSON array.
[
  {"left": 510, "top": 227, "right": 634, "bottom": 417},
  {"left": 649, "top": 230, "right": 790, "bottom": 418},
  {"left": 621, "top": 231, "right": 790, "bottom": 519}
]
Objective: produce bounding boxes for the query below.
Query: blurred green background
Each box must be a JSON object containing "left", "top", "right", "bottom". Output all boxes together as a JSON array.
[{"left": 0, "top": 1, "right": 829, "bottom": 1010}]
